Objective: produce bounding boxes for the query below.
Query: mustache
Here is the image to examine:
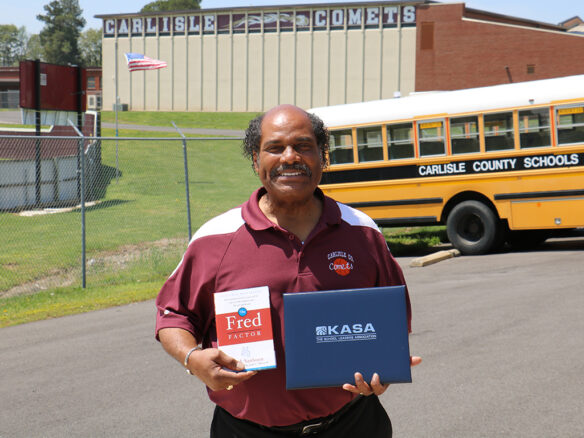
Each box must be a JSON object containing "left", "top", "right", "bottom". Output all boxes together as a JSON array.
[{"left": 270, "top": 163, "right": 312, "bottom": 178}]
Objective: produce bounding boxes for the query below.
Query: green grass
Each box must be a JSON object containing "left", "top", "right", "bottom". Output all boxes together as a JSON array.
[
  {"left": 383, "top": 226, "right": 448, "bottom": 256},
  {"left": 0, "top": 111, "right": 446, "bottom": 328},
  {"left": 1, "top": 128, "right": 257, "bottom": 291},
  {"left": 101, "top": 110, "right": 259, "bottom": 131},
  {"left": 0, "top": 281, "right": 160, "bottom": 327},
  {"left": 0, "top": 239, "right": 188, "bottom": 328},
  {"left": 0, "top": 124, "right": 51, "bottom": 129}
]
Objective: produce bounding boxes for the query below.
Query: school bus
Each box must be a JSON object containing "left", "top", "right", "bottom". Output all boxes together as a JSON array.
[{"left": 309, "top": 75, "right": 584, "bottom": 255}]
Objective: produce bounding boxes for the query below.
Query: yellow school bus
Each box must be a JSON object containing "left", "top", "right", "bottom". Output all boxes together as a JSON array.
[{"left": 309, "top": 75, "right": 584, "bottom": 254}]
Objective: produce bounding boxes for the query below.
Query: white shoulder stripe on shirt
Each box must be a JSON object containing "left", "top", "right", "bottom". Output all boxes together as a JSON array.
[
  {"left": 189, "top": 207, "right": 245, "bottom": 244},
  {"left": 168, "top": 207, "right": 245, "bottom": 279},
  {"left": 337, "top": 202, "right": 381, "bottom": 233}
]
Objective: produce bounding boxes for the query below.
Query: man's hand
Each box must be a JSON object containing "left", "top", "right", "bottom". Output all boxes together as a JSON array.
[
  {"left": 186, "top": 347, "right": 257, "bottom": 392},
  {"left": 158, "top": 327, "right": 257, "bottom": 392},
  {"left": 342, "top": 356, "right": 422, "bottom": 396}
]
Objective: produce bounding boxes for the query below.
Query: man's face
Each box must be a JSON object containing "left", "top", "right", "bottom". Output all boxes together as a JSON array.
[{"left": 254, "top": 106, "right": 323, "bottom": 206}]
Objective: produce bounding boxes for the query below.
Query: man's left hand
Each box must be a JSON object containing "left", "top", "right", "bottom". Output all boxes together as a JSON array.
[{"left": 342, "top": 355, "right": 422, "bottom": 396}]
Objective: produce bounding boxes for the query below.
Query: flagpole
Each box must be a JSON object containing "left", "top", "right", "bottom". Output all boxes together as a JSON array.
[{"left": 114, "top": 39, "right": 119, "bottom": 183}]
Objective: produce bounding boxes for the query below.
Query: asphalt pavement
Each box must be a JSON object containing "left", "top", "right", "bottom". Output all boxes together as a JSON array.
[
  {"left": 1, "top": 236, "right": 583, "bottom": 437},
  {"left": 101, "top": 122, "right": 244, "bottom": 137}
]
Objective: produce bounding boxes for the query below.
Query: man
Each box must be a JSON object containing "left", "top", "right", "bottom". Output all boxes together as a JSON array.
[{"left": 156, "top": 104, "right": 420, "bottom": 437}]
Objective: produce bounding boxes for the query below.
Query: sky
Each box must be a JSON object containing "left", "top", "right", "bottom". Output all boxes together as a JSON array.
[{"left": 2, "top": 0, "right": 583, "bottom": 34}]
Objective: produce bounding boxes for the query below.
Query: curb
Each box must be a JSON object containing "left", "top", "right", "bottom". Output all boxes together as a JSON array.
[{"left": 409, "top": 249, "right": 461, "bottom": 267}]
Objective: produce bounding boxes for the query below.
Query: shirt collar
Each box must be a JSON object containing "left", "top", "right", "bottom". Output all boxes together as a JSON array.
[{"left": 241, "top": 187, "right": 342, "bottom": 231}]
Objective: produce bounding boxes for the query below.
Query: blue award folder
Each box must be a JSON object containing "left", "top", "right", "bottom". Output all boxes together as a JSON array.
[{"left": 283, "top": 286, "right": 411, "bottom": 390}]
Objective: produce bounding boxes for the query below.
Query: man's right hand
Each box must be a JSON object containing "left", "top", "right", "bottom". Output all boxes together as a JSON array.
[
  {"left": 158, "top": 327, "right": 257, "bottom": 392},
  {"left": 186, "top": 347, "right": 257, "bottom": 391}
]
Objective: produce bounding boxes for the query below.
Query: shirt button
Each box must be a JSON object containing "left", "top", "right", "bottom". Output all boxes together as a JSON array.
[{"left": 288, "top": 235, "right": 294, "bottom": 240}]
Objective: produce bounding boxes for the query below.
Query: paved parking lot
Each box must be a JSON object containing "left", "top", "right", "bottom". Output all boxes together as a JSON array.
[{"left": 1, "top": 235, "right": 583, "bottom": 437}]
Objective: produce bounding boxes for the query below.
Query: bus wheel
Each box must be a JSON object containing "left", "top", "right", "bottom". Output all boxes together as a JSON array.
[{"left": 446, "top": 201, "right": 500, "bottom": 255}]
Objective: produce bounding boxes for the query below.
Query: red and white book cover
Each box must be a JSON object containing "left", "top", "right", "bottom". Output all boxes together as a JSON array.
[{"left": 214, "top": 286, "right": 276, "bottom": 371}]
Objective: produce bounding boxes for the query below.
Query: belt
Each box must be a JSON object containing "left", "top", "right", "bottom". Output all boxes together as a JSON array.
[{"left": 259, "top": 395, "right": 364, "bottom": 436}]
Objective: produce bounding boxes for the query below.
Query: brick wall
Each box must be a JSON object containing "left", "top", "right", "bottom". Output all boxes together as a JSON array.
[{"left": 415, "top": 3, "right": 584, "bottom": 91}]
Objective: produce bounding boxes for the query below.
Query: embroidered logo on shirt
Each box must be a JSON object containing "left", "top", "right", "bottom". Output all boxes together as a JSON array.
[{"left": 327, "top": 251, "right": 354, "bottom": 276}]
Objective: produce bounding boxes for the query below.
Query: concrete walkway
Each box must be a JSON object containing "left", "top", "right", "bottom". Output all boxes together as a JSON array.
[{"left": 0, "top": 110, "right": 21, "bottom": 124}]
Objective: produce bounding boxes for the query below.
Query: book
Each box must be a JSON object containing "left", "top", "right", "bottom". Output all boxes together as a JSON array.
[
  {"left": 214, "top": 286, "right": 277, "bottom": 371},
  {"left": 283, "top": 286, "right": 411, "bottom": 389}
]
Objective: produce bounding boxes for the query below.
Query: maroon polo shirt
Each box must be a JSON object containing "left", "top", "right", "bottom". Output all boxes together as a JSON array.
[{"left": 156, "top": 187, "right": 411, "bottom": 427}]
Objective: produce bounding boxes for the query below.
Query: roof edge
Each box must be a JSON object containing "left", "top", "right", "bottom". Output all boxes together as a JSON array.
[{"left": 94, "top": 1, "right": 430, "bottom": 19}]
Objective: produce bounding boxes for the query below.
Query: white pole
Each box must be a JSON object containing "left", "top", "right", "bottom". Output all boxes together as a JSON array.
[{"left": 115, "top": 39, "right": 119, "bottom": 183}]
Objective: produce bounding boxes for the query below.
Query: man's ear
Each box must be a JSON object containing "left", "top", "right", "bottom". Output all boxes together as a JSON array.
[{"left": 252, "top": 152, "right": 259, "bottom": 173}]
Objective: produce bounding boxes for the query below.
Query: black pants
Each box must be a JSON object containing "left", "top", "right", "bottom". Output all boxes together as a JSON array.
[{"left": 210, "top": 395, "right": 392, "bottom": 438}]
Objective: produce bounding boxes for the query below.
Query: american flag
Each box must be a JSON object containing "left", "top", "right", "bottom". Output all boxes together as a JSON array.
[{"left": 124, "top": 53, "right": 167, "bottom": 72}]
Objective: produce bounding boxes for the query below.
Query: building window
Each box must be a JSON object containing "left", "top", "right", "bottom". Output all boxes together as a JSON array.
[
  {"left": 420, "top": 22, "right": 434, "bottom": 50},
  {"left": 527, "top": 64, "right": 535, "bottom": 74},
  {"left": 87, "top": 76, "right": 96, "bottom": 90}
]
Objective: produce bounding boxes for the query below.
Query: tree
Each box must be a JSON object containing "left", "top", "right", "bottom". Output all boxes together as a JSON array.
[
  {"left": 78, "top": 28, "right": 101, "bottom": 66},
  {"left": 0, "top": 25, "right": 28, "bottom": 66},
  {"left": 141, "top": 0, "right": 201, "bottom": 13},
  {"left": 25, "top": 34, "right": 44, "bottom": 61},
  {"left": 15, "top": 27, "right": 29, "bottom": 61},
  {"left": 37, "top": 0, "right": 86, "bottom": 65}
]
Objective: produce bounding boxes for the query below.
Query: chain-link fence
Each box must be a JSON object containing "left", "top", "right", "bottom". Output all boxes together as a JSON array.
[{"left": 0, "top": 127, "right": 258, "bottom": 298}]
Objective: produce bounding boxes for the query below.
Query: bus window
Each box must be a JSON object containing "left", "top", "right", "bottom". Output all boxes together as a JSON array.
[
  {"left": 484, "top": 112, "right": 514, "bottom": 152},
  {"left": 329, "top": 129, "right": 354, "bottom": 165},
  {"left": 519, "top": 108, "right": 551, "bottom": 148},
  {"left": 418, "top": 120, "right": 445, "bottom": 157},
  {"left": 450, "top": 116, "right": 480, "bottom": 155},
  {"left": 387, "top": 122, "right": 415, "bottom": 159},
  {"left": 356, "top": 126, "right": 384, "bottom": 162},
  {"left": 557, "top": 105, "right": 584, "bottom": 145}
]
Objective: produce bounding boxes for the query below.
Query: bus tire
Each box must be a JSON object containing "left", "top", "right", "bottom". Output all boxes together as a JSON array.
[{"left": 446, "top": 200, "right": 500, "bottom": 255}]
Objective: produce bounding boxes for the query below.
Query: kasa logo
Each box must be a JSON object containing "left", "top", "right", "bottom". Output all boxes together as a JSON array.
[
  {"left": 327, "top": 251, "right": 354, "bottom": 276},
  {"left": 315, "top": 322, "right": 376, "bottom": 343}
]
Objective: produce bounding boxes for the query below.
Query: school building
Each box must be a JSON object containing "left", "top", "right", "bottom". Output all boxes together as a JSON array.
[{"left": 95, "top": 1, "right": 584, "bottom": 112}]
